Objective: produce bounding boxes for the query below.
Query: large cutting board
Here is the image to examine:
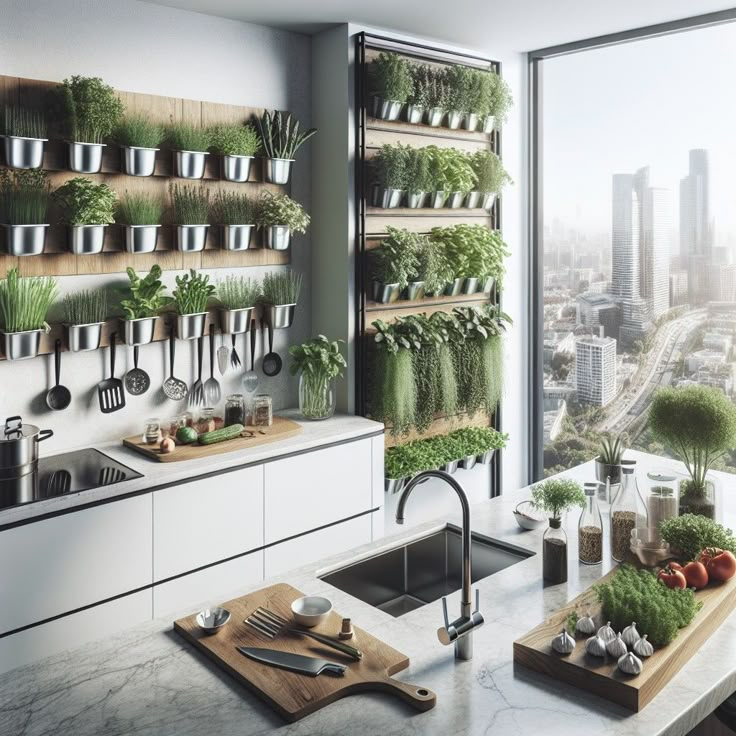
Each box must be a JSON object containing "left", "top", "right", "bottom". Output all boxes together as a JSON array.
[
  {"left": 174, "top": 583, "right": 436, "bottom": 721},
  {"left": 513, "top": 569, "right": 736, "bottom": 711}
]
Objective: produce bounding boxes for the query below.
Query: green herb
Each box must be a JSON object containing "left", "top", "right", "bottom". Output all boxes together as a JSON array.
[
  {"left": 212, "top": 191, "right": 257, "bottom": 225},
  {"left": 565, "top": 611, "right": 579, "bottom": 637},
  {"left": 371, "top": 227, "right": 421, "bottom": 289},
  {"left": 530, "top": 478, "right": 586, "bottom": 520},
  {"left": 261, "top": 270, "right": 302, "bottom": 305},
  {"left": 409, "top": 64, "right": 449, "bottom": 110},
  {"left": 405, "top": 147, "right": 433, "bottom": 194},
  {"left": 487, "top": 72, "right": 513, "bottom": 123},
  {"left": 468, "top": 150, "right": 512, "bottom": 194},
  {"left": 169, "top": 183, "right": 209, "bottom": 225},
  {"left": 2, "top": 105, "right": 47, "bottom": 139},
  {"left": 59, "top": 76, "right": 124, "bottom": 144},
  {"left": 466, "top": 69, "right": 494, "bottom": 117},
  {"left": 63, "top": 289, "right": 108, "bottom": 325},
  {"left": 257, "top": 191, "right": 309, "bottom": 233},
  {"left": 209, "top": 123, "right": 260, "bottom": 157},
  {"left": 659, "top": 514, "right": 736, "bottom": 562},
  {"left": 0, "top": 169, "right": 51, "bottom": 225},
  {"left": 370, "top": 52, "right": 413, "bottom": 103},
  {"left": 254, "top": 110, "right": 315, "bottom": 160},
  {"left": 290, "top": 335, "right": 347, "bottom": 419},
  {"left": 443, "top": 65, "right": 474, "bottom": 113},
  {"left": 113, "top": 114, "right": 164, "bottom": 148},
  {"left": 173, "top": 269, "right": 216, "bottom": 315},
  {"left": 373, "top": 144, "right": 410, "bottom": 190},
  {"left": 217, "top": 275, "right": 260, "bottom": 310},
  {"left": 430, "top": 224, "right": 510, "bottom": 284},
  {"left": 0, "top": 268, "right": 56, "bottom": 333},
  {"left": 120, "top": 265, "right": 169, "bottom": 320},
  {"left": 53, "top": 177, "right": 116, "bottom": 225},
  {"left": 116, "top": 192, "right": 164, "bottom": 226},
  {"left": 599, "top": 433, "right": 625, "bottom": 465},
  {"left": 166, "top": 122, "right": 211, "bottom": 152},
  {"left": 426, "top": 146, "right": 477, "bottom": 193}
]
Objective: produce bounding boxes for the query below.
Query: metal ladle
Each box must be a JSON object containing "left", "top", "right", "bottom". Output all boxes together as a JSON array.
[
  {"left": 46, "top": 339, "right": 72, "bottom": 411},
  {"left": 262, "top": 319, "right": 282, "bottom": 377}
]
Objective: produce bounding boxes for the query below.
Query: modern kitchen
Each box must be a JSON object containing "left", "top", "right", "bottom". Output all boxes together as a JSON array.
[{"left": 1, "top": 2, "right": 736, "bottom": 735}]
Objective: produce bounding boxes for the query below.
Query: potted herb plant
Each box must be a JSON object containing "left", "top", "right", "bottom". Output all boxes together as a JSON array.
[
  {"left": 370, "top": 52, "right": 413, "bottom": 121},
  {"left": 63, "top": 289, "right": 108, "bottom": 351},
  {"left": 425, "top": 146, "right": 477, "bottom": 208},
  {"left": 120, "top": 265, "right": 169, "bottom": 346},
  {"left": 463, "top": 69, "right": 493, "bottom": 131},
  {"left": 211, "top": 191, "right": 257, "bottom": 251},
  {"left": 257, "top": 191, "right": 310, "bottom": 250},
  {"left": 405, "top": 64, "right": 430, "bottom": 124},
  {"left": 261, "top": 270, "right": 303, "bottom": 329},
  {"left": 413, "top": 66, "right": 449, "bottom": 127},
  {"left": 370, "top": 226, "right": 420, "bottom": 304},
  {"left": 173, "top": 269, "right": 216, "bottom": 340},
  {"left": 0, "top": 169, "right": 51, "bottom": 256},
  {"left": 210, "top": 123, "right": 260, "bottom": 182},
  {"left": 483, "top": 71, "right": 513, "bottom": 133},
  {"left": 648, "top": 385, "right": 736, "bottom": 519},
  {"left": 405, "top": 147, "right": 432, "bottom": 209},
  {"left": 254, "top": 110, "right": 316, "bottom": 184},
  {"left": 217, "top": 275, "right": 260, "bottom": 334},
  {"left": 169, "top": 183, "right": 210, "bottom": 252},
  {"left": 53, "top": 177, "right": 116, "bottom": 255},
  {"left": 466, "top": 150, "right": 512, "bottom": 209},
  {"left": 166, "top": 123, "right": 211, "bottom": 179},
  {"left": 372, "top": 143, "right": 409, "bottom": 208},
  {"left": 116, "top": 192, "right": 164, "bottom": 254},
  {"left": 443, "top": 65, "right": 473, "bottom": 129},
  {"left": 595, "top": 434, "right": 625, "bottom": 488},
  {"left": 290, "top": 335, "right": 347, "bottom": 420},
  {"left": 113, "top": 114, "right": 165, "bottom": 177},
  {"left": 413, "top": 235, "right": 453, "bottom": 298},
  {"left": 58, "top": 76, "right": 124, "bottom": 173},
  {"left": 1, "top": 105, "right": 48, "bottom": 169},
  {"left": 0, "top": 268, "right": 56, "bottom": 360}
]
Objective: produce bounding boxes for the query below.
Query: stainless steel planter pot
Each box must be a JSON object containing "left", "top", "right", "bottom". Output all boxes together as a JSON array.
[
  {"left": 2, "top": 224, "right": 48, "bottom": 256},
  {"left": 175, "top": 224, "right": 209, "bottom": 252},
  {"left": 465, "top": 191, "right": 481, "bottom": 209},
  {"left": 3, "top": 135, "right": 47, "bottom": 169},
  {"left": 173, "top": 150, "right": 208, "bottom": 179},
  {"left": 430, "top": 191, "right": 448, "bottom": 208},
  {"left": 176, "top": 312, "right": 207, "bottom": 340},
  {"left": 372, "top": 281, "right": 401, "bottom": 304},
  {"left": 446, "top": 111, "right": 463, "bottom": 129},
  {"left": 481, "top": 192, "right": 497, "bottom": 211},
  {"left": 444, "top": 278, "right": 464, "bottom": 297},
  {"left": 123, "top": 224, "right": 160, "bottom": 254},
  {"left": 446, "top": 191, "right": 465, "bottom": 209},
  {"left": 441, "top": 460, "right": 459, "bottom": 474},
  {"left": 68, "top": 142, "right": 105, "bottom": 174},
  {"left": 463, "top": 113, "right": 479, "bottom": 131},
  {"left": 222, "top": 155, "right": 253, "bottom": 182},
  {"left": 264, "top": 303, "right": 296, "bottom": 329},
  {"left": 1, "top": 329, "right": 43, "bottom": 361},
  {"left": 372, "top": 97, "right": 402, "bottom": 121},
  {"left": 66, "top": 321, "right": 104, "bottom": 352},
  {"left": 595, "top": 458, "right": 622, "bottom": 486},
  {"left": 69, "top": 224, "right": 107, "bottom": 255},
  {"left": 263, "top": 157, "right": 293, "bottom": 185},
  {"left": 219, "top": 306, "right": 255, "bottom": 334},
  {"left": 377, "top": 188, "right": 403, "bottom": 209},
  {"left": 404, "top": 281, "right": 426, "bottom": 301},
  {"left": 477, "top": 449, "right": 496, "bottom": 465},
  {"left": 482, "top": 115, "right": 496, "bottom": 134},
  {"left": 124, "top": 316, "right": 158, "bottom": 346},
  {"left": 0, "top": 419, "right": 53, "bottom": 480},
  {"left": 460, "top": 455, "right": 478, "bottom": 471},
  {"left": 121, "top": 146, "right": 158, "bottom": 176},
  {"left": 405, "top": 104, "right": 424, "bottom": 124},
  {"left": 406, "top": 191, "right": 428, "bottom": 209},
  {"left": 264, "top": 225, "right": 291, "bottom": 251},
  {"left": 463, "top": 277, "right": 480, "bottom": 294},
  {"left": 425, "top": 107, "right": 444, "bottom": 127},
  {"left": 223, "top": 224, "right": 255, "bottom": 251},
  {"left": 481, "top": 276, "right": 495, "bottom": 294},
  {"left": 384, "top": 477, "right": 406, "bottom": 494}
]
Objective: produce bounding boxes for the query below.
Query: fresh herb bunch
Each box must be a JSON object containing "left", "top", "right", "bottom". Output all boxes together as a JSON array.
[
  {"left": 430, "top": 224, "right": 510, "bottom": 283},
  {"left": 405, "top": 147, "right": 433, "bottom": 194},
  {"left": 261, "top": 270, "right": 303, "bottom": 305},
  {"left": 415, "top": 236, "right": 454, "bottom": 295},
  {"left": 659, "top": 515, "right": 736, "bottom": 562},
  {"left": 426, "top": 146, "right": 477, "bottom": 193},
  {"left": 217, "top": 275, "right": 260, "bottom": 310},
  {"left": 113, "top": 114, "right": 164, "bottom": 149},
  {"left": 531, "top": 478, "right": 586, "bottom": 520},
  {"left": 257, "top": 191, "right": 310, "bottom": 233},
  {"left": 370, "top": 52, "right": 413, "bottom": 103},
  {"left": 173, "top": 269, "right": 216, "bottom": 315},
  {"left": 254, "top": 110, "right": 316, "bottom": 160},
  {"left": 599, "top": 433, "right": 625, "bottom": 465},
  {"left": 0, "top": 268, "right": 56, "bottom": 333},
  {"left": 169, "top": 183, "right": 209, "bottom": 224},
  {"left": 443, "top": 65, "right": 474, "bottom": 113},
  {"left": 120, "top": 265, "right": 169, "bottom": 320},
  {"left": 0, "top": 169, "right": 51, "bottom": 225},
  {"left": 209, "top": 123, "right": 260, "bottom": 157},
  {"left": 63, "top": 289, "right": 108, "bottom": 325},
  {"left": 469, "top": 150, "right": 512, "bottom": 194},
  {"left": 59, "top": 76, "right": 124, "bottom": 144},
  {"left": 116, "top": 192, "right": 164, "bottom": 226},
  {"left": 371, "top": 227, "right": 421, "bottom": 289},
  {"left": 212, "top": 191, "right": 257, "bottom": 225},
  {"left": 594, "top": 564, "right": 702, "bottom": 647},
  {"left": 166, "top": 122, "right": 211, "bottom": 152},
  {"left": 430, "top": 312, "right": 460, "bottom": 418},
  {"left": 290, "top": 335, "right": 347, "bottom": 419},
  {"left": 466, "top": 70, "right": 494, "bottom": 117},
  {"left": 487, "top": 72, "right": 513, "bottom": 123},
  {"left": 410, "top": 65, "right": 449, "bottom": 110},
  {"left": 373, "top": 143, "right": 410, "bottom": 190},
  {"left": 2, "top": 105, "right": 47, "bottom": 139},
  {"left": 53, "top": 177, "right": 116, "bottom": 225}
]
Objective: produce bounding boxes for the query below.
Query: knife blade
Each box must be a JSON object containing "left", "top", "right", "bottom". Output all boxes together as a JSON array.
[{"left": 237, "top": 646, "right": 347, "bottom": 677}]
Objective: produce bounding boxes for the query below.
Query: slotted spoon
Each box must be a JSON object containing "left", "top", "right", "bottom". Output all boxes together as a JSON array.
[
  {"left": 204, "top": 324, "right": 221, "bottom": 405},
  {"left": 162, "top": 327, "right": 188, "bottom": 401},
  {"left": 217, "top": 333, "right": 229, "bottom": 376},
  {"left": 125, "top": 345, "right": 150, "bottom": 396}
]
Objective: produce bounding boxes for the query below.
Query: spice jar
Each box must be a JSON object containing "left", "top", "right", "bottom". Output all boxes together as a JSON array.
[
  {"left": 196, "top": 408, "right": 216, "bottom": 434},
  {"left": 253, "top": 394, "right": 273, "bottom": 427},
  {"left": 543, "top": 517, "right": 568, "bottom": 584},
  {"left": 578, "top": 483, "right": 603, "bottom": 565},
  {"left": 225, "top": 394, "right": 246, "bottom": 427},
  {"left": 610, "top": 460, "right": 648, "bottom": 562},
  {"left": 645, "top": 473, "right": 678, "bottom": 542},
  {"left": 142, "top": 418, "right": 161, "bottom": 445}
]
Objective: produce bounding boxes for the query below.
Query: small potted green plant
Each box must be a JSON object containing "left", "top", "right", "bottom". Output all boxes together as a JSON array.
[
  {"left": 411, "top": 66, "right": 448, "bottom": 127},
  {"left": 53, "top": 177, "right": 116, "bottom": 255},
  {"left": 370, "top": 52, "right": 413, "bottom": 121},
  {"left": 412, "top": 235, "right": 453, "bottom": 298},
  {"left": 649, "top": 385, "right": 736, "bottom": 519},
  {"left": 595, "top": 433, "right": 625, "bottom": 488},
  {"left": 483, "top": 71, "right": 513, "bottom": 133},
  {"left": 0, "top": 169, "right": 51, "bottom": 256},
  {"left": 372, "top": 143, "right": 409, "bottom": 209},
  {"left": 58, "top": 76, "right": 124, "bottom": 174},
  {"left": 1, "top": 105, "right": 48, "bottom": 169},
  {"left": 257, "top": 191, "right": 310, "bottom": 250},
  {"left": 427, "top": 147, "right": 477, "bottom": 208},
  {"left": 0, "top": 268, "right": 56, "bottom": 360},
  {"left": 173, "top": 269, "right": 216, "bottom": 340},
  {"left": 466, "top": 150, "right": 512, "bottom": 210},
  {"left": 169, "top": 183, "right": 210, "bottom": 252},
  {"left": 254, "top": 110, "right": 316, "bottom": 184},
  {"left": 217, "top": 275, "right": 260, "bottom": 334},
  {"left": 166, "top": 123, "right": 211, "bottom": 179},
  {"left": 113, "top": 114, "right": 165, "bottom": 177},
  {"left": 405, "top": 64, "right": 430, "bottom": 124},
  {"left": 405, "top": 147, "right": 432, "bottom": 209},
  {"left": 261, "top": 270, "right": 303, "bottom": 328},
  {"left": 463, "top": 69, "right": 493, "bottom": 131},
  {"left": 210, "top": 123, "right": 260, "bottom": 182},
  {"left": 370, "top": 226, "right": 420, "bottom": 304},
  {"left": 290, "top": 335, "right": 347, "bottom": 420},
  {"left": 211, "top": 191, "right": 257, "bottom": 251},
  {"left": 443, "top": 65, "right": 474, "bottom": 129},
  {"left": 116, "top": 192, "right": 164, "bottom": 254},
  {"left": 120, "top": 265, "right": 169, "bottom": 346},
  {"left": 63, "top": 289, "right": 109, "bottom": 352}
]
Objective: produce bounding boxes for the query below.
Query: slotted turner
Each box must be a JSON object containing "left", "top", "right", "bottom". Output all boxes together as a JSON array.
[{"left": 97, "top": 332, "right": 126, "bottom": 413}]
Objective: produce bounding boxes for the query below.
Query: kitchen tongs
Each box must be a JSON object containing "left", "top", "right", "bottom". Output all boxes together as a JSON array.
[{"left": 244, "top": 607, "right": 362, "bottom": 661}]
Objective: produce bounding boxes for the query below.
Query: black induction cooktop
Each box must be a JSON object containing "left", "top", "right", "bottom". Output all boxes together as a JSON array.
[{"left": 0, "top": 448, "right": 143, "bottom": 512}]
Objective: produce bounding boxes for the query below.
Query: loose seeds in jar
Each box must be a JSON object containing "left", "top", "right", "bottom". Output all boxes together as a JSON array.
[
  {"left": 579, "top": 526, "right": 603, "bottom": 565},
  {"left": 253, "top": 394, "right": 273, "bottom": 427},
  {"left": 611, "top": 511, "right": 636, "bottom": 562}
]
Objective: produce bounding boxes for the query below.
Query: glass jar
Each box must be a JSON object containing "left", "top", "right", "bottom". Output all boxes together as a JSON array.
[
  {"left": 196, "top": 408, "right": 216, "bottom": 434},
  {"left": 543, "top": 517, "right": 568, "bottom": 584},
  {"left": 224, "top": 394, "right": 246, "bottom": 427},
  {"left": 253, "top": 394, "right": 273, "bottom": 427},
  {"left": 298, "top": 373, "right": 336, "bottom": 421},
  {"left": 578, "top": 484, "right": 603, "bottom": 565},
  {"left": 610, "top": 460, "right": 648, "bottom": 562},
  {"left": 645, "top": 473, "right": 678, "bottom": 541},
  {"left": 142, "top": 418, "right": 161, "bottom": 444},
  {"left": 678, "top": 471, "right": 718, "bottom": 520}
]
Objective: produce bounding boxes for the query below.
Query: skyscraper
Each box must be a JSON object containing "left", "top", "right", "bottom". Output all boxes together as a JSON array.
[{"left": 575, "top": 335, "right": 617, "bottom": 406}]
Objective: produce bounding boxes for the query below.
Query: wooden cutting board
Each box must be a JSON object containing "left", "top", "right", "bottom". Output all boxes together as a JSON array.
[
  {"left": 123, "top": 416, "right": 302, "bottom": 462},
  {"left": 513, "top": 568, "right": 736, "bottom": 711},
  {"left": 174, "top": 583, "right": 436, "bottom": 721}
]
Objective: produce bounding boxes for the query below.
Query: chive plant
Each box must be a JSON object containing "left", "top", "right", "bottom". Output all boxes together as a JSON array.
[
  {"left": 261, "top": 270, "right": 303, "bottom": 306},
  {"left": 63, "top": 289, "right": 108, "bottom": 325},
  {"left": 217, "top": 276, "right": 260, "bottom": 310},
  {"left": 0, "top": 268, "right": 57, "bottom": 333},
  {"left": 169, "top": 183, "right": 209, "bottom": 224},
  {"left": 116, "top": 192, "right": 164, "bottom": 225},
  {"left": 2, "top": 105, "right": 47, "bottom": 139},
  {"left": 212, "top": 191, "right": 257, "bottom": 225},
  {"left": 0, "top": 169, "right": 51, "bottom": 225}
]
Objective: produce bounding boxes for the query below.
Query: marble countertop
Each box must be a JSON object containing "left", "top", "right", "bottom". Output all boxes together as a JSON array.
[
  {"left": 1, "top": 451, "right": 735, "bottom": 736},
  {"left": 0, "top": 411, "right": 383, "bottom": 527}
]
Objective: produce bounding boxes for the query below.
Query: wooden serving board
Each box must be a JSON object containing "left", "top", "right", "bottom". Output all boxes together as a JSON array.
[
  {"left": 174, "top": 583, "right": 436, "bottom": 721},
  {"left": 123, "top": 416, "right": 302, "bottom": 462},
  {"left": 513, "top": 569, "right": 736, "bottom": 711}
]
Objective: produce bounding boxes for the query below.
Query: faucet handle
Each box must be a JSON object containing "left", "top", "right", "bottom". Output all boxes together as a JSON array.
[
  {"left": 473, "top": 588, "right": 480, "bottom": 614},
  {"left": 441, "top": 596, "right": 450, "bottom": 630}
]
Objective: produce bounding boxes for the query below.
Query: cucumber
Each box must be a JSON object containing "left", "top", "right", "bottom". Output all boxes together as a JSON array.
[
  {"left": 176, "top": 426, "right": 198, "bottom": 445},
  {"left": 198, "top": 423, "right": 244, "bottom": 445}
]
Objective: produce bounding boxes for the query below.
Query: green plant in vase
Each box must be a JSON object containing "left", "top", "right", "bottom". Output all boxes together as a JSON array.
[
  {"left": 290, "top": 335, "right": 347, "bottom": 420},
  {"left": 113, "top": 114, "right": 165, "bottom": 149},
  {"left": 0, "top": 169, "right": 51, "bottom": 225},
  {"left": 58, "top": 76, "right": 124, "bottom": 143},
  {"left": 0, "top": 268, "right": 56, "bottom": 334},
  {"left": 53, "top": 177, "right": 116, "bottom": 225}
]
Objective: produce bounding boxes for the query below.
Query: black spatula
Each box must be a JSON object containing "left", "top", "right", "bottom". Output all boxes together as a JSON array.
[{"left": 97, "top": 332, "right": 126, "bottom": 413}]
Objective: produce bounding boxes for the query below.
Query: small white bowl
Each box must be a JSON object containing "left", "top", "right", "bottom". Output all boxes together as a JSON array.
[
  {"left": 195, "top": 607, "right": 231, "bottom": 634},
  {"left": 513, "top": 500, "right": 546, "bottom": 531},
  {"left": 291, "top": 596, "right": 332, "bottom": 628}
]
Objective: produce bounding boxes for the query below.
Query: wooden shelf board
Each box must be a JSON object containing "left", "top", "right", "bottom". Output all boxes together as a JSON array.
[
  {"left": 365, "top": 292, "right": 490, "bottom": 312},
  {"left": 366, "top": 116, "right": 493, "bottom": 145}
]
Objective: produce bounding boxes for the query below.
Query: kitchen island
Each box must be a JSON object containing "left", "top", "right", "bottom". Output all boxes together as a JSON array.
[{"left": 1, "top": 452, "right": 734, "bottom": 736}]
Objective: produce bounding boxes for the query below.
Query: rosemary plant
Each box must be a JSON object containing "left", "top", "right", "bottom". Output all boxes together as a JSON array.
[
  {"left": 113, "top": 114, "right": 165, "bottom": 149},
  {"left": 212, "top": 191, "right": 257, "bottom": 225},
  {"left": 0, "top": 268, "right": 57, "bottom": 333},
  {"left": 2, "top": 105, "right": 47, "bottom": 139},
  {"left": 116, "top": 192, "right": 164, "bottom": 225},
  {"left": 217, "top": 275, "right": 260, "bottom": 310},
  {"left": 63, "top": 289, "right": 108, "bottom": 325},
  {"left": 169, "top": 183, "right": 209, "bottom": 224},
  {"left": 254, "top": 110, "right": 316, "bottom": 160},
  {"left": 261, "top": 270, "right": 303, "bottom": 306},
  {"left": 173, "top": 269, "right": 216, "bottom": 315},
  {"left": 0, "top": 169, "right": 51, "bottom": 225}
]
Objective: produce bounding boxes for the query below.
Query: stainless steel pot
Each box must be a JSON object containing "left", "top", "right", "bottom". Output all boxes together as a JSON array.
[
  {"left": 405, "top": 104, "right": 424, "bottom": 124},
  {"left": 2, "top": 224, "right": 48, "bottom": 256},
  {"left": 123, "top": 224, "right": 160, "bottom": 254},
  {"left": 263, "top": 157, "right": 293, "bottom": 185},
  {"left": 121, "top": 146, "right": 158, "bottom": 176},
  {"left": 425, "top": 107, "right": 444, "bottom": 127},
  {"left": 406, "top": 191, "right": 428, "bottom": 209},
  {"left": 220, "top": 306, "right": 254, "bottom": 334},
  {"left": 124, "top": 316, "right": 157, "bottom": 346},
  {"left": 446, "top": 192, "right": 465, "bottom": 209},
  {"left": 176, "top": 312, "right": 207, "bottom": 340},
  {"left": 372, "top": 281, "right": 400, "bottom": 304},
  {"left": 430, "top": 191, "right": 448, "bottom": 208},
  {"left": 68, "top": 142, "right": 105, "bottom": 174},
  {"left": 264, "top": 303, "right": 296, "bottom": 329},
  {"left": 2, "top": 329, "right": 42, "bottom": 360},
  {"left": 465, "top": 191, "right": 481, "bottom": 209},
  {"left": 69, "top": 224, "right": 107, "bottom": 255},
  {"left": 173, "top": 150, "right": 208, "bottom": 179},
  {"left": 223, "top": 224, "right": 255, "bottom": 251},
  {"left": 377, "top": 188, "right": 403, "bottom": 209},
  {"left": 463, "top": 113, "right": 479, "bottom": 131},
  {"left": 222, "top": 155, "right": 253, "bottom": 182},
  {"left": 481, "top": 192, "right": 497, "bottom": 211},
  {"left": 404, "top": 281, "right": 426, "bottom": 301},
  {"left": 372, "top": 97, "right": 402, "bottom": 121},
  {"left": 3, "top": 135, "right": 47, "bottom": 169},
  {"left": 482, "top": 115, "right": 496, "bottom": 134},
  {"left": 462, "top": 277, "right": 480, "bottom": 294},
  {"left": 0, "top": 417, "right": 53, "bottom": 480},
  {"left": 446, "top": 111, "right": 463, "bottom": 129},
  {"left": 460, "top": 455, "right": 478, "bottom": 470},
  {"left": 264, "top": 225, "right": 291, "bottom": 251},
  {"left": 595, "top": 458, "right": 622, "bottom": 486},
  {"left": 175, "top": 224, "right": 209, "bottom": 252},
  {"left": 66, "top": 321, "right": 104, "bottom": 352},
  {"left": 444, "top": 278, "right": 464, "bottom": 297}
]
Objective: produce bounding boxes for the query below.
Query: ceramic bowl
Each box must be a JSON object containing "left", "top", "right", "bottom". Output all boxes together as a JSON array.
[
  {"left": 630, "top": 527, "right": 673, "bottom": 567},
  {"left": 513, "top": 500, "right": 546, "bottom": 531},
  {"left": 291, "top": 596, "right": 332, "bottom": 628},
  {"left": 195, "top": 607, "right": 231, "bottom": 634}
]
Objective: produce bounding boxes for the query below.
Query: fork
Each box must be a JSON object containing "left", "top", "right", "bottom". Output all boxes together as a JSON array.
[
  {"left": 204, "top": 324, "right": 222, "bottom": 405},
  {"left": 188, "top": 336, "right": 205, "bottom": 407},
  {"left": 230, "top": 334, "right": 241, "bottom": 369}
]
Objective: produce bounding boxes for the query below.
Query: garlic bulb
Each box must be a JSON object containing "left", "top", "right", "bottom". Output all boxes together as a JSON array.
[
  {"left": 606, "top": 632, "right": 628, "bottom": 658},
  {"left": 575, "top": 614, "right": 596, "bottom": 636},
  {"left": 622, "top": 622, "right": 641, "bottom": 649},
  {"left": 633, "top": 634, "right": 654, "bottom": 658},
  {"left": 597, "top": 621, "right": 616, "bottom": 643},
  {"left": 551, "top": 628, "right": 576, "bottom": 655},
  {"left": 618, "top": 651, "right": 643, "bottom": 675},
  {"left": 585, "top": 634, "right": 607, "bottom": 657}
]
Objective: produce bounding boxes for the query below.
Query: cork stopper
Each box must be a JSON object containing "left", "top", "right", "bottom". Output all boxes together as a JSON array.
[{"left": 338, "top": 617, "right": 354, "bottom": 640}]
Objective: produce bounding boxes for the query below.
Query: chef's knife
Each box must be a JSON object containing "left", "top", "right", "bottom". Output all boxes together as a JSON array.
[{"left": 237, "top": 646, "right": 347, "bottom": 677}]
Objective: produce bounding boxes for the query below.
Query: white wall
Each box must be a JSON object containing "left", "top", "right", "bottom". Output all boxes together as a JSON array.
[{"left": 0, "top": 0, "right": 312, "bottom": 455}]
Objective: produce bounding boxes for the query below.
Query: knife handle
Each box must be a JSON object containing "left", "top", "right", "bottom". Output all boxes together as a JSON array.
[
  {"left": 289, "top": 628, "right": 363, "bottom": 661},
  {"left": 318, "top": 662, "right": 347, "bottom": 676}
]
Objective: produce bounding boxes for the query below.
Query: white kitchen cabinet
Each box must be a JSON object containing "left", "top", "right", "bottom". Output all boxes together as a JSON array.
[
  {"left": 264, "top": 439, "right": 374, "bottom": 544},
  {"left": 264, "top": 513, "right": 373, "bottom": 577},
  {"left": 0, "top": 495, "right": 152, "bottom": 635},
  {"left": 153, "top": 466, "right": 264, "bottom": 582}
]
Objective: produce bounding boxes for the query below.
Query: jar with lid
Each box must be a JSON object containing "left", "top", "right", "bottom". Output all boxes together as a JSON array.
[
  {"left": 610, "top": 460, "right": 648, "bottom": 562},
  {"left": 645, "top": 473, "right": 678, "bottom": 542},
  {"left": 142, "top": 418, "right": 161, "bottom": 444},
  {"left": 253, "top": 394, "right": 273, "bottom": 427},
  {"left": 224, "top": 394, "right": 246, "bottom": 427},
  {"left": 543, "top": 517, "right": 568, "bottom": 584},
  {"left": 578, "top": 483, "right": 603, "bottom": 565},
  {"left": 196, "top": 408, "right": 216, "bottom": 434}
]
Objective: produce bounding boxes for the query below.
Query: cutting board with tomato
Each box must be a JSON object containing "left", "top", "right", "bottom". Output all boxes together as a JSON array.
[{"left": 513, "top": 566, "right": 736, "bottom": 711}]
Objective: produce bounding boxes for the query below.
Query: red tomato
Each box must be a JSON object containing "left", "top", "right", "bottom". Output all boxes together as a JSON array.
[
  {"left": 658, "top": 567, "right": 687, "bottom": 589},
  {"left": 670, "top": 562, "right": 684, "bottom": 572},
  {"left": 700, "top": 548, "right": 736, "bottom": 582},
  {"left": 681, "top": 561, "right": 709, "bottom": 590}
]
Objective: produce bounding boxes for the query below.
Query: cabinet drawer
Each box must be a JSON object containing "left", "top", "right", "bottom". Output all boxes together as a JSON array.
[
  {"left": 153, "top": 466, "right": 264, "bottom": 582},
  {"left": 264, "top": 439, "right": 373, "bottom": 544}
]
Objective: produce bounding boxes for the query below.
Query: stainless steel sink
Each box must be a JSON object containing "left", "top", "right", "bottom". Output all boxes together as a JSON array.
[{"left": 320, "top": 525, "right": 534, "bottom": 617}]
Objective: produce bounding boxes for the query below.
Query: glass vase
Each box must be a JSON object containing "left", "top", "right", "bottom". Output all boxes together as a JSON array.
[
  {"left": 298, "top": 373, "right": 336, "bottom": 421},
  {"left": 543, "top": 518, "right": 568, "bottom": 584},
  {"left": 678, "top": 473, "right": 717, "bottom": 520}
]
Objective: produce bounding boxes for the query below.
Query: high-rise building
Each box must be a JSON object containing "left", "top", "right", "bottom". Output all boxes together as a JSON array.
[
  {"left": 575, "top": 335, "right": 617, "bottom": 406},
  {"left": 641, "top": 185, "right": 671, "bottom": 318},
  {"left": 612, "top": 173, "right": 639, "bottom": 302}
]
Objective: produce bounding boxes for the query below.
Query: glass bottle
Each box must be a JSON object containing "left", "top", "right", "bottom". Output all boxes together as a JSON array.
[
  {"left": 578, "top": 483, "right": 603, "bottom": 565},
  {"left": 543, "top": 517, "right": 568, "bottom": 584},
  {"left": 610, "top": 460, "right": 648, "bottom": 562},
  {"left": 645, "top": 473, "right": 678, "bottom": 542}
]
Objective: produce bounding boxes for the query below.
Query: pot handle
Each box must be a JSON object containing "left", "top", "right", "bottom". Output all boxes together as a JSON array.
[
  {"left": 4, "top": 415, "right": 22, "bottom": 436},
  {"left": 36, "top": 429, "right": 54, "bottom": 443}
]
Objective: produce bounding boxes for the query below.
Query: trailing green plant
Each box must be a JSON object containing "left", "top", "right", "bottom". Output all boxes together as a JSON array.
[
  {"left": 1, "top": 105, "right": 47, "bottom": 139},
  {"left": 0, "top": 268, "right": 56, "bottom": 333},
  {"left": 468, "top": 150, "right": 512, "bottom": 193},
  {"left": 217, "top": 275, "right": 260, "bottom": 310},
  {"left": 659, "top": 514, "right": 736, "bottom": 562},
  {"left": 430, "top": 311, "right": 460, "bottom": 419},
  {"left": 120, "top": 265, "right": 169, "bottom": 320},
  {"left": 257, "top": 191, "right": 310, "bottom": 233},
  {"left": 166, "top": 122, "right": 211, "bottom": 152},
  {"left": 487, "top": 71, "right": 513, "bottom": 123},
  {"left": 373, "top": 143, "right": 410, "bottom": 190},
  {"left": 405, "top": 147, "right": 433, "bottom": 194},
  {"left": 254, "top": 110, "right": 316, "bottom": 160},
  {"left": 426, "top": 146, "right": 477, "bottom": 193},
  {"left": 430, "top": 224, "right": 509, "bottom": 283},
  {"left": 370, "top": 227, "right": 421, "bottom": 289},
  {"left": 261, "top": 270, "right": 303, "bottom": 305},
  {"left": 173, "top": 269, "right": 216, "bottom": 315},
  {"left": 116, "top": 192, "right": 164, "bottom": 226},
  {"left": 531, "top": 478, "right": 586, "bottom": 520},
  {"left": 209, "top": 123, "right": 260, "bottom": 157},
  {"left": 290, "top": 335, "right": 347, "bottom": 419},
  {"left": 370, "top": 52, "right": 413, "bottom": 103},
  {"left": 62, "top": 289, "right": 108, "bottom": 325},
  {"left": 58, "top": 76, "right": 124, "bottom": 144},
  {"left": 169, "top": 183, "right": 209, "bottom": 224},
  {"left": 413, "top": 235, "right": 453, "bottom": 295},
  {"left": 113, "top": 114, "right": 164, "bottom": 148},
  {"left": 599, "top": 433, "right": 625, "bottom": 465},
  {"left": 410, "top": 65, "right": 449, "bottom": 110},
  {"left": 212, "top": 191, "right": 257, "bottom": 225},
  {"left": 0, "top": 169, "right": 51, "bottom": 225},
  {"left": 443, "top": 65, "right": 474, "bottom": 113},
  {"left": 53, "top": 177, "right": 116, "bottom": 225}
]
